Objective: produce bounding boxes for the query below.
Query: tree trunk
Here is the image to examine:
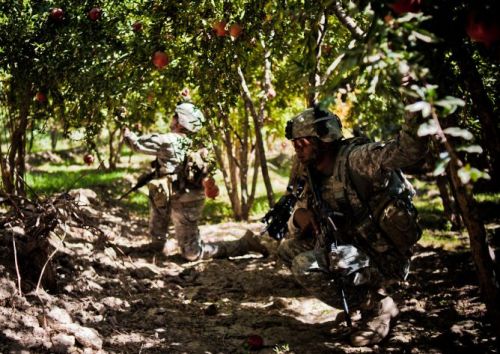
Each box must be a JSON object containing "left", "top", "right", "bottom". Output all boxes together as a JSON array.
[
  {"left": 219, "top": 110, "right": 242, "bottom": 220},
  {"left": 108, "top": 126, "right": 124, "bottom": 171},
  {"left": 50, "top": 128, "right": 58, "bottom": 151},
  {"left": 256, "top": 43, "right": 276, "bottom": 208},
  {"left": 108, "top": 127, "right": 118, "bottom": 170},
  {"left": 237, "top": 65, "right": 275, "bottom": 207},
  {"left": 240, "top": 105, "right": 250, "bottom": 219},
  {"left": 116, "top": 138, "right": 124, "bottom": 166},
  {"left": 452, "top": 43, "right": 500, "bottom": 188},
  {"left": 205, "top": 112, "right": 242, "bottom": 220},
  {"left": 243, "top": 149, "right": 260, "bottom": 220},
  {"left": 89, "top": 139, "right": 103, "bottom": 170},
  {"left": 436, "top": 174, "right": 462, "bottom": 230},
  {"left": 448, "top": 158, "right": 500, "bottom": 338},
  {"left": 431, "top": 140, "right": 462, "bottom": 230},
  {"left": 0, "top": 117, "right": 14, "bottom": 193},
  {"left": 252, "top": 109, "right": 274, "bottom": 207},
  {"left": 7, "top": 87, "right": 31, "bottom": 196},
  {"left": 433, "top": 112, "right": 500, "bottom": 338},
  {"left": 205, "top": 122, "right": 230, "bottom": 195}
]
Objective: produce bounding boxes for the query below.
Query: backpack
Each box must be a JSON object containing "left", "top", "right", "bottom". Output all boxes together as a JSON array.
[
  {"left": 181, "top": 148, "right": 213, "bottom": 190},
  {"left": 332, "top": 138, "right": 422, "bottom": 266}
]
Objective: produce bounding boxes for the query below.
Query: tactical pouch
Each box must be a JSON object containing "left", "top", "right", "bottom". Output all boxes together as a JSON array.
[
  {"left": 183, "top": 148, "right": 211, "bottom": 190},
  {"left": 151, "top": 159, "right": 168, "bottom": 178},
  {"left": 329, "top": 244, "right": 370, "bottom": 278},
  {"left": 354, "top": 213, "right": 391, "bottom": 254},
  {"left": 349, "top": 171, "right": 421, "bottom": 280},
  {"left": 378, "top": 197, "right": 422, "bottom": 255},
  {"left": 353, "top": 208, "right": 415, "bottom": 280},
  {"left": 148, "top": 182, "right": 170, "bottom": 208}
]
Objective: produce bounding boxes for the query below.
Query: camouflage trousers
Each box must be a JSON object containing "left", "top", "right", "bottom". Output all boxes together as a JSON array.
[
  {"left": 278, "top": 236, "right": 385, "bottom": 310},
  {"left": 148, "top": 182, "right": 256, "bottom": 261}
]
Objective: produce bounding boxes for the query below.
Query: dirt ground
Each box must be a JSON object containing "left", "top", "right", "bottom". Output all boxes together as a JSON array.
[{"left": 0, "top": 188, "right": 497, "bottom": 353}]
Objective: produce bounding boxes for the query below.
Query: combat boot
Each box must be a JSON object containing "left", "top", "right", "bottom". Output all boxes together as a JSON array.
[
  {"left": 209, "top": 230, "right": 270, "bottom": 259},
  {"left": 147, "top": 237, "right": 166, "bottom": 252},
  {"left": 162, "top": 238, "right": 179, "bottom": 256},
  {"left": 240, "top": 230, "right": 269, "bottom": 257},
  {"left": 350, "top": 295, "right": 399, "bottom": 346}
]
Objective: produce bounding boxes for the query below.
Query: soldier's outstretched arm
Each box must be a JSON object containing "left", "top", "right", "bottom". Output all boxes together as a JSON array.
[
  {"left": 348, "top": 112, "right": 428, "bottom": 183},
  {"left": 123, "top": 130, "right": 164, "bottom": 156},
  {"left": 381, "top": 111, "right": 428, "bottom": 171}
]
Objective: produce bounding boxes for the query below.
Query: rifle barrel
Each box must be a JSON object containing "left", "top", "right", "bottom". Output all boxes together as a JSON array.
[{"left": 306, "top": 167, "right": 352, "bottom": 327}]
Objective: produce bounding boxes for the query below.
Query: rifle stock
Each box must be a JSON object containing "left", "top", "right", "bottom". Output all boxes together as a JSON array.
[{"left": 118, "top": 170, "right": 157, "bottom": 201}]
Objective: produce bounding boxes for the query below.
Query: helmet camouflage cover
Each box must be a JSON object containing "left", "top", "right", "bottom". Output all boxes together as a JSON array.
[
  {"left": 175, "top": 102, "right": 205, "bottom": 133},
  {"left": 285, "top": 107, "right": 343, "bottom": 142}
]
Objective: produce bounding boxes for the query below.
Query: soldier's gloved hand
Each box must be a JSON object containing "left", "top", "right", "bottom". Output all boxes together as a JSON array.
[{"left": 293, "top": 208, "right": 319, "bottom": 238}]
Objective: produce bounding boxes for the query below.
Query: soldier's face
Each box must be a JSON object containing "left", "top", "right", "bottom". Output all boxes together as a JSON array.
[
  {"left": 170, "top": 115, "right": 182, "bottom": 132},
  {"left": 292, "top": 137, "right": 319, "bottom": 164}
]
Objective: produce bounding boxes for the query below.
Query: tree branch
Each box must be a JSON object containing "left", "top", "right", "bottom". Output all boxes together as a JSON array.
[
  {"left": 259, "top": 37, "right": 273, "bottom": 118},
  {"left": 308, "top": 12, "right": 327, "bottom": 106},
  {"left": 330, "top": 0, "right": 365, "bottom": 40},
  {"left": 320, "top": 52, "right": 345, "bottom": 86}
]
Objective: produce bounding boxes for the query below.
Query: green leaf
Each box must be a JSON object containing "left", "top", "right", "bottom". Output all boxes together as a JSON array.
[
  {"left": 396, "top": 12, "right": 421, "bottom": 23},
  {"left": 457, "top": 166, "right": 471, "bottom": 184},
  {"left": 457, "top": 164, "right": 491, "bottom": 184},
  {"left": 367, "top": 73, "right": 379, "bottom": 94},
  {"left": 424, "top": 84, "right": 438, "bottom": 101},
  {"left": 406, "top": 101, "right": 431, "bottom": 117},
  {"left": 439, "top": 151, "right": 449, "bottom": 159},
  {"left": 417, "top": 119, "right": 438, "bottom": 137},
  {"left": 433, "top": 156, "right": 450, "bottom": 176},
  {"left": 457, "top": 145, "right": 483, "bottom": 154},
  {"left": 434, "top": 96, "right": 465, "bottom": 107},
  {"left": 434, "top": 96, "right": 465, "bottom": 114},
  {"left": 443, "top": 127, "right": 473, "bottom": 140},
  {"left": 411, "top": 30, "right": 435, "bottom": 43}
]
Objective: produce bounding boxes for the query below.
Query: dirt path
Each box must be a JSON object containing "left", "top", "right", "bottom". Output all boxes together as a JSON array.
[{"left": 0, "top": 189, "right": 496, "bottom": 353}]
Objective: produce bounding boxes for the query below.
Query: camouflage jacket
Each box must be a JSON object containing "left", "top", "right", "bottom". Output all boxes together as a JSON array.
[
  {"left": 123, "top": 131, "right": 192, "bottom": 179},
  {"left": 288, "top": 116, "right": 426, "bottom": 279}
]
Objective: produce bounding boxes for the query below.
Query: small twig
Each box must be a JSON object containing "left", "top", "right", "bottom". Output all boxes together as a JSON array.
[
  {"left": 114, "top": 245, "right": 140, "bottom": 269},
  {"left": 11, "top": 229, "right": 22, "bottom": 296},
  {"left": 15, "top": 170, "right": 42, "bottom": 204},
  {"left": 34, "top": 246, "right": 58, "bottom": 294},
  {"left": 35, "top": 227, "right": 66, "bottom": 295},
  {"left": 4, "top": 193, "right": 26, "bottom": 219}
]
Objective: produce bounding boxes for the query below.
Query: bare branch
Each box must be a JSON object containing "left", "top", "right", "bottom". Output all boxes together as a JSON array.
[
  {"left": 330, "top": 0, "right": 365, "bottom": 40},
  {"left": 237, "top": 66, "right": 259, "bottom": 120},
  {"left": 259, "top": 35, "right": 273, "bottom": 117},
  {"left": 308, "top": 12, "right": 327, "bottom": 106},
  {"left": 320, "top": 52, "right": 346, "bottom": 86}
]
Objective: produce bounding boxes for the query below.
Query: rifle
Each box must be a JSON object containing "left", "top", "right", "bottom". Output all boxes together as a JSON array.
[
  {"left": 261, "top": 179, "right": 305, "bottom": 241},
  {"left": 118, "top": 170, "right": 157, "bottom": 201},
  {"left": 306, "top": 167, "right": 352, "bottom": 327}
]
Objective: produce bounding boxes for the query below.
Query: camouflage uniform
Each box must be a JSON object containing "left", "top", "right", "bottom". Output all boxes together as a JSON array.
[
  {"left": 279, "top": 108, "right": 425, "bottom": 316},
  {"left": 124, "top": 131, "right": 190, "bottom": 243},
  {"left": 124, "top": 103, "right": 267, "bottom": 261}
]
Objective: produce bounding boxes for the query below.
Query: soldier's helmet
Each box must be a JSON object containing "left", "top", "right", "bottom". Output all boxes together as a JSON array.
[
  {"left": 285, "top": 106, "right": 343, "bottom": 142},
  {"left": 175, "top": 102, "right": 205, "bottom": 133}
]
